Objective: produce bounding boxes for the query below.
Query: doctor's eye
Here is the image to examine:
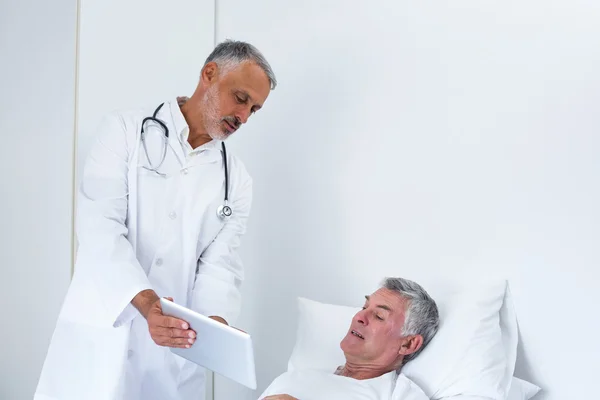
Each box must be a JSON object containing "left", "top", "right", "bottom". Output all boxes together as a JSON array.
[{"left": 235, "top": 95, "right": 247, "bottom": 104}]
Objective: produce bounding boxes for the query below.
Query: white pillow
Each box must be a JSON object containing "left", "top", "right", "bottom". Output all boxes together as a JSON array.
[
  {"left": 287, "top": 280, "right": 518, "bottom": 400},
  {"left": 507, "top": 377, "right": 541, "bottom": 400},
  {"left": 444, "top": 378, "right": 541, "bottom": 400},
  {"left": 287, "top": 297, "right": 357, "bottom": 373}
]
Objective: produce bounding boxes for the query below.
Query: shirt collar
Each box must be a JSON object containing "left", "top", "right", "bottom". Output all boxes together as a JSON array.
[{"left": 168, "top": 96, "right": 191, "bottom": 140}]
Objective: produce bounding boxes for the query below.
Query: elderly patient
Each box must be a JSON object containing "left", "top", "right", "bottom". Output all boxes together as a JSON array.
[{"left": 260, "top": 278, "right": 440, "bottom": 400}]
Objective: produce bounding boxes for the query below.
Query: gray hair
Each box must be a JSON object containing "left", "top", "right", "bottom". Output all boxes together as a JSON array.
[
  {"left": 204, "top": 40, "right": 277, "bottom": 90},
  {"left": 382, "top": 277, "right": 440, "bottom": 364}
]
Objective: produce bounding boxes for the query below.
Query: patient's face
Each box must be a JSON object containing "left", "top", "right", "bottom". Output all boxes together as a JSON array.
[{"left": 340, "top": 288, "right": 408, "bottom": 369}]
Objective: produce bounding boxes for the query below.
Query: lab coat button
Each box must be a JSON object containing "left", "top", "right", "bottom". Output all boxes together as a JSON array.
[
  {"left": 155, "top": 258, "right": 163, "bottom": 266},
  {"left": 169, "top": 212, "right": 177, "bottom": 220}
]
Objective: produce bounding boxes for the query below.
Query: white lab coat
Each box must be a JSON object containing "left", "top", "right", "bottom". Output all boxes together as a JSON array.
[{"left": 34, "top": 99, "right": 252, "bottom": 400}]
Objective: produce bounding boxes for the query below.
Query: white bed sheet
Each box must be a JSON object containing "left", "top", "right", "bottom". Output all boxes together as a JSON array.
[{"left": 257, "top": 369, "right": 429, "bottom": 400}]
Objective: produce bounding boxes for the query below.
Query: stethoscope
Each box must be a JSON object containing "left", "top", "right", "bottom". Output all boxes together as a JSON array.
[{"left": 141, "top": 103, "right": 232, "bottom": 220}]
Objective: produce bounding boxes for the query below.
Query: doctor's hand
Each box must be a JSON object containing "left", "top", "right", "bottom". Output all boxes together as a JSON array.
[
  {"left": 149, "top": 296, "right": 197, "bottom": 348},
  {"left": 262, "top": 395, "right": 299, "bottom": 400},
  {"left": 133, "top": 291, "right": 196, "bottom": 348},
  {"left": 151, "top": 296, "right": 197, "bottom": 348}
]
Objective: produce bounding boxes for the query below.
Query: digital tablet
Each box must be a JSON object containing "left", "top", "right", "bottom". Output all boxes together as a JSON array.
[{"left": 160, "top": 298, "right": 257, "bottom": 390}]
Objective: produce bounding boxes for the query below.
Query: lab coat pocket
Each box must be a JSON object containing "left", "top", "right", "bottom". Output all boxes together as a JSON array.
[
  {"left": 136, "top": 165, "right": 178, "bottom": 208},
  {"left": 136, "top": 165, "right": 179, "bottom": 185},
  {"left": 135, "top": 137, "right": 182, "bottom": 189}
]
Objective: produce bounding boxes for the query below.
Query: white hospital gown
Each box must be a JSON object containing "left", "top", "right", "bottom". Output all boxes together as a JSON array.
[{"left": 258, "top": 369, "right": 428, "bottom": 400}]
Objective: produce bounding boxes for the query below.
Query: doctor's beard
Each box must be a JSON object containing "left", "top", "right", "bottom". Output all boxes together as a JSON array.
[{"left": 202, "top": 85, "right": 237, "bottom": 141}]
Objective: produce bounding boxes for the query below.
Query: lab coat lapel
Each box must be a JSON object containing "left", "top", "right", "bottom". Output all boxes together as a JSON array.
[
  {"left": 165, "top": 99, "right": 189, "bottom": 163},
  {"left": 127, "top": 128, "right": 142, "bottom": 251},
  {"left": 181, "top": 150, "right": 225, "bottom": 270}
]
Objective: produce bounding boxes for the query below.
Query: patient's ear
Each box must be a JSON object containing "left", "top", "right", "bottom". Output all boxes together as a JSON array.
[{"left": 398, "top": 335, "right": 424, "bottom": 357}]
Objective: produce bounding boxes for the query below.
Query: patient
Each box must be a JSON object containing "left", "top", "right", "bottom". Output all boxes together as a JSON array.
[{"left": 260, "top": 277, "right": 440, "bottom": 400}]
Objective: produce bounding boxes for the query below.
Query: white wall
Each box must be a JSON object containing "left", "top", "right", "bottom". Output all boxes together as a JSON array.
[
  {"left": 216, "top": 1, "right": 600, "bottom": 399},
  {"left": 0, "top": 1, "right": 76, "bottom": 399}
]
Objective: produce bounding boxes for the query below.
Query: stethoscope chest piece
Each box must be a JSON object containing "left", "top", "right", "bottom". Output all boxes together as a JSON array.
[{"left": 217, "top": 202, "right": 233, "bottom": 220}]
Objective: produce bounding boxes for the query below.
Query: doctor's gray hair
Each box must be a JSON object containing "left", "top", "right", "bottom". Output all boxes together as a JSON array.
[
  {"left": 204, "top": 40, "right": 277, "bottom": 90},
  {"left": 382, "top": 277, "right": 440, "bottom": 364}
]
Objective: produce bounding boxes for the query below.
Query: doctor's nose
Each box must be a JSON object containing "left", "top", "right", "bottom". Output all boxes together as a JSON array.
[{"left": 236, "top": 109, "right": 251, "bottom": 125}]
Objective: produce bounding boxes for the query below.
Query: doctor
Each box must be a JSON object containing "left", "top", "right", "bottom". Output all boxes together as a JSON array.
[{"left": 34, "top": 40, "right": 276, "bottom": 400}]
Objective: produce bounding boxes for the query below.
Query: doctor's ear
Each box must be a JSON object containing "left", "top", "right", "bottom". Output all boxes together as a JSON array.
[
  {"left": 398, "top": 334, "right": 424, "bottom": 357},
  {"left": 201, "top": 62, "right": 218, "bottom": 83}
]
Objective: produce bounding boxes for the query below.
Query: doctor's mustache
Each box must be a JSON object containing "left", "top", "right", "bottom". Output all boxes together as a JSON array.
[{"left": 222, "top": 115, "right": 241, "bottom": 129}]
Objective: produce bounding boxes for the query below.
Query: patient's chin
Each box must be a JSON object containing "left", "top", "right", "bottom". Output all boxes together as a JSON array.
[{"left": 340, "top": 333, "right": 363, "bottom": 353}]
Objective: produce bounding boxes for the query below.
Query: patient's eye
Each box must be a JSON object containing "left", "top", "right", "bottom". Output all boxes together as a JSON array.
[{"left": 375, "top": 315, "right": 384, "bottom": 321}]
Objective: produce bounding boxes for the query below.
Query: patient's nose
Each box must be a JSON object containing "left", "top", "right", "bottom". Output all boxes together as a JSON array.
[{"left": 355, "top": 310, "right": 367, "bottom": 326}]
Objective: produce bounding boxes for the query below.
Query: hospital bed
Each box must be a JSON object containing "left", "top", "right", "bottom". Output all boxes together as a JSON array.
[{"left": 260, "top": 279, "right": 539, "bottom": 400}]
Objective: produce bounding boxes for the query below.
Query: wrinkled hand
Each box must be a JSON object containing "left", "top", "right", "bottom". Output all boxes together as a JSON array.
[
  {"left": 262, "top": 395, "right": 298, "bottom": 400},
  {"left": 147, "top": 297, "right": 196, "bottom": 348}
]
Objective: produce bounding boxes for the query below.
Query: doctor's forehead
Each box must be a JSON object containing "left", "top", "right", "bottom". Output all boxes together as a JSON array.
[{"left": 222, "top": 62, "right": 271, "bottom": 104}]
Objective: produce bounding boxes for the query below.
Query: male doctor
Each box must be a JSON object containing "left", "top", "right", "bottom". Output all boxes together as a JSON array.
[{"left": 34, "top": 40, "right": 276, "bottom": 400}]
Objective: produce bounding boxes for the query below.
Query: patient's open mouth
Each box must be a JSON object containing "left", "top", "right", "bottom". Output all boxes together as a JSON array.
[{"left": 351, "top": 330, "right": 364, "bottom": 339}]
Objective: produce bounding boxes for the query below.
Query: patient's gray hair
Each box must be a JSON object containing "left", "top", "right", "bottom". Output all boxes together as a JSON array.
[
  {"left": 382, "top": 277, "right": 440, "bottom": 364},
  {"left": 204, "top": 40, "right": 277, "bottom": 90}
]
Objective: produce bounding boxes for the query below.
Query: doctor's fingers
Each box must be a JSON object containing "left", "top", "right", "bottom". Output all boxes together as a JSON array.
[
  {"left": 153, "top": 335, "right": 196, "bottom": 348},
  {"left": 150, "top": 326, "right": 196, "bottom": 340},
  {"left": 154, "top": 314, "right": 190, "bottom": 330}
]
